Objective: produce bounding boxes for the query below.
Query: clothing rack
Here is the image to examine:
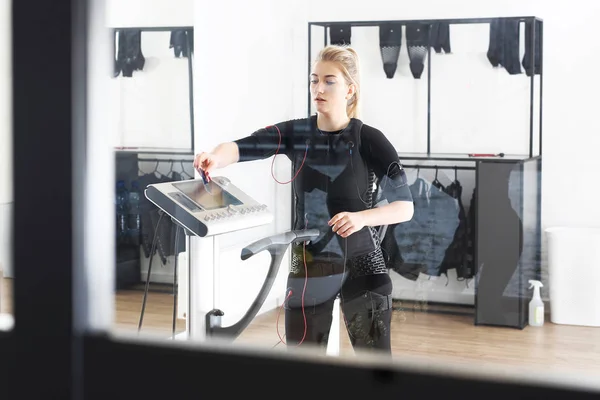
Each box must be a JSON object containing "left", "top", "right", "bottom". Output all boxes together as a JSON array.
[
  {"left": 402, "top": 164, "right": 475, "bottom": 171},
  {"left": 137, "top": 157, "right": 194, "bottom": 163},
  {"left": 308, "top": 16, "right": 543, "bottom": 158},
  {"left": 136, "top": 157, "right": 195, "bottom": 180}
]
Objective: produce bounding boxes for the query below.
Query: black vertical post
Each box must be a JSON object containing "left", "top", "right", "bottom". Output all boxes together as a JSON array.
[
  {"left": 473, "top": 160, "right": 479, "bottom": 324},
  {"left": 528, "top": 18, "right": 535, "bottom": 158},
  {"left": 11, "top": 0, "right": 80, "bottom": 398},
  {"left": 427, "top": 24, "right": 432, "bottom": 155},
  {"left": 324, "top": 25, "right": 327, "bottom": 47},
  {"left": 71, "top": 0, "right": 90, "bottom": 397},
  {"left": 538, "top": 20, "right": 543, "bottom": 157},
  {"left": 187, "top": 30, "right": 195, "bottom": 153},
  {"left": 307, "top": 23, "right": 312, "bottom": 119}
]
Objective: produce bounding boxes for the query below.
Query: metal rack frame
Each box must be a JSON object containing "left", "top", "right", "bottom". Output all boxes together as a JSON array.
[{"left": 308, "top": 16, "right": 543, "bottom": 158}]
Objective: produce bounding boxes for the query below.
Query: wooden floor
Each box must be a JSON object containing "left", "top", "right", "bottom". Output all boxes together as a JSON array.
[{"left": 3, "top": 277, "right": 600, "bottom": 381}]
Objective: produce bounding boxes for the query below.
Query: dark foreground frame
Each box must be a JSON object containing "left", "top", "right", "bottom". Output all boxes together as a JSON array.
[{"left": 1, "top": 0, "right": 599, "bottom": 398}]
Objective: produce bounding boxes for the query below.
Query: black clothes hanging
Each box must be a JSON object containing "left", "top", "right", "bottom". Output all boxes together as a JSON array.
[
  {"left": 522, "top": 21, "right": 541, "bottom": 76},
  {"left": 114, "top": 30, "right": 145, "bottom": 78},
  {"left": 465, "top": 187, "right": 477, "bottom": 279},
  {"left": 438, "top": 173, "right": 471, "bottom": 279},
  {"left": 170, "top": 29, "right": 193, "bottom": 58},
  {"left": 423, "top": 173, "right": 461, "bottom": 276},
  {"left": 137, "top": 170, "right": 185, "bottom": 266},
  {"left": 487, "top": 19, "right": 504, "bottom": 67},
  {"left": 391, "top": 177, "right": 429, "bottom": 274},
  {"left": 429, "top": 22, "right": 451, "bottom": 54},
  {"left": 386, "top": 172, "right": 460, "bottom": 278},
  {"left": 329, "top": 23, "right": 351, "bottom": 45},
  {"left": 487, "top": 19, "right": 521, "bottom": 75},
  {"left": 378, "top": 22, "right": 403, "bottom": 79},
  {"left": 405, "top": 23, "right": 430, "bottom": 79},
  {"left": 502, "top": 19, "right": 521, "bottom": 75},
  {"left": 381, "top": 224, "right": 427, "bottom": 281}
]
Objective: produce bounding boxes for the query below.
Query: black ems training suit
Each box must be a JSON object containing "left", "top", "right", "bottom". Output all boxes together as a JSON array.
[{"left": 234, "top": 116, "right": 413, "bottom": 353}]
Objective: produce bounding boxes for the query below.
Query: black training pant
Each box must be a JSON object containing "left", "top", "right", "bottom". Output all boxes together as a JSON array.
[{"left": 284, "top": 249, "right": 393, "bottom": 354}]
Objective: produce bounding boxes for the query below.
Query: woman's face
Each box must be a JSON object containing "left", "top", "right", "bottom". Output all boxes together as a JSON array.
[{"left": 310, "top": 61, "right": 354, "bottom": 118}]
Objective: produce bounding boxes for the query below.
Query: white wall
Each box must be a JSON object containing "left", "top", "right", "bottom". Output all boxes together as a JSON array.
[
  {"left": 0, "top": 0, "right": 12, "bottom": 277},
  {"left": 106, "top": 0, "right": 193, "bottom": 28},
  {"left": 192, "top": 0, "right": 304, "bottom": 326}
]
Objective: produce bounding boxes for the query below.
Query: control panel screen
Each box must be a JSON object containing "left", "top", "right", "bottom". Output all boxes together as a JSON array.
[{"left": 172, "top": 180, "right": 243, "bottom": 211}]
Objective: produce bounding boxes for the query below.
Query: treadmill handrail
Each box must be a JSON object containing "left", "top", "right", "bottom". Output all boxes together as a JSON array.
[
  {"left": 206, "top": 229, "right": 319, "bottom": 339},
  {"left": 241, "top": 229, "right": 320, "bottom": 260}
]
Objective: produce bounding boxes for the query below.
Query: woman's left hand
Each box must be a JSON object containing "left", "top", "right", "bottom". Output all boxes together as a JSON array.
[{"left": 328, "top": 212, "right": 366, "bottom": 238}]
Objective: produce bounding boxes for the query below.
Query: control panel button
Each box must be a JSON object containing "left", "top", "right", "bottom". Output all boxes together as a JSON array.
[{"left": 216, "top": 176, "right": 230, "bottom": 187}]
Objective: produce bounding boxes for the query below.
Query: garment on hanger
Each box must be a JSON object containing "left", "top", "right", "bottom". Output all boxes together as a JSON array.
[
  {"left": 378, "top": 22, "right": 403, "bottom": 79},
  {"left": 137, "top": 172, "right": 166, "bottom": 262},
  {"left": 392, "top": 176, "right": 430, "bottom": 273},
  {"left": 381, "top": 178, "right": 427, "bottom": 280},
  {"left": 137, "top": 169, "right": 184, "bottom": 265},
  {"left": 438, "top": 176, "right": 470, "bottom": 278},
  {"left": 422, "top": 174, "right": 461, "bottom": 276},
  {"left": 155, "top": 171, "right": 183, "bottom": 263},
  {"left": 170, "top": 29, "right": 193, "bottom": 58},
  {"left": 329, "top": 23, "right": 351, "bottom": 45},
  {"left": 487, "top": 19, "right": 504, "bottom": 67},
  {"left": 405, "top": 23, "right": 430, "bottom": 79},
  {"left": 487, "top": 19, "right": 521, "bottom": 75},
  {"left": 115, "top": 30, "right": 145, "bottom": 77},
  {"left": 502, "top": 19, "right": 521, "bottom": 75},
  {"left": 383, "top": 170, "right": 461, "bottom": 278},
  {"left": 465, "top": 187, "right": 477, "bottom": 279},
  {"left": 381, "top": 226, "right": 425, "bottom": 281},
  {"left": 429, "top": 22, "right": 451, "bottom": 54},
  {"left": 522, "top": 20, "right": 541, "bottom": 76}
]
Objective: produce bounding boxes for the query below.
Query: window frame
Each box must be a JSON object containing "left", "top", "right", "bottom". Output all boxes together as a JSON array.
[{"left": 3, "top": 0, "right": 599, "bottom": 398}]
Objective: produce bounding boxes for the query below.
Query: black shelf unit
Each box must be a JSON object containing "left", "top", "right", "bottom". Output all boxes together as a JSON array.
[
  {"left": 306, "top": 17, "right": 544, "bottom": 329},
  {"left": 113, "top": 25, "right": 195, "bottom": 289},
  {"left": 393, "top": 154, "right": 542, "bottom": 329},
  {"left": 115, "top": 151, "right": 195, "bottom": 290}
]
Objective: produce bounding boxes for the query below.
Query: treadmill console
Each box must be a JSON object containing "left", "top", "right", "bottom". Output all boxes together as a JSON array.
[{"left": 144, "top": 176, "right": 273, "bottom": 237}]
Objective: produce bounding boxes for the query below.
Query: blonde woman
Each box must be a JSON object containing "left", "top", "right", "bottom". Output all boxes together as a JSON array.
[{"left": 195, "top": 45, "right": 413, "bottom": 353}]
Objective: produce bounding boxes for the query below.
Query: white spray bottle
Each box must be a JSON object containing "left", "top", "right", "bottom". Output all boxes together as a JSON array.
[{"left": 528, "top": 280, "right": 544, "bottom": 327}]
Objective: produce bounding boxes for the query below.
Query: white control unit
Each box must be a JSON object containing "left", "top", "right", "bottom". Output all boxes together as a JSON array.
[
  {"left": 144, "top": 176, "right": 273, "bottom": 237},
  {"left": 144, "top": 176, "right": 275, "bottom": 341}
]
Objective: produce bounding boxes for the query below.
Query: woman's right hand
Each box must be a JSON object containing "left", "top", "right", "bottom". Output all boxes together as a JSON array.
[{"left": 193, "top": 152, "right": 220, "bottom": 174}]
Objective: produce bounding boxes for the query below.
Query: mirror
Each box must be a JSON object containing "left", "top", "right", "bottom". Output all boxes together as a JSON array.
[
  {"left": 429, "top": 19, "right": 542, "bottom": 155},
  {"left": 112, "top": 27, "right": 194, "bottom": 152},
  {"left": 110, "top": 26, "right": 196, "bottom": 338}
]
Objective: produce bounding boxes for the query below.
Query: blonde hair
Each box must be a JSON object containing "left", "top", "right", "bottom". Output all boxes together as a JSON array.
[{"left": 314, "top": 45, "right": 361, "bottom": 119}]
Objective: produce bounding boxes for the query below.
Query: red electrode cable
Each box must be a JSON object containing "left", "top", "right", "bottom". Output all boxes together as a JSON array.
[
  {"left": 275, "top": 232, "right": 309, "bottom": 347},
  {"left": 268, "top": 124, "right": 308, "bottom": 346},
  {"left": 268, "top": 124, "right": 308, "bottom": 184}
]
